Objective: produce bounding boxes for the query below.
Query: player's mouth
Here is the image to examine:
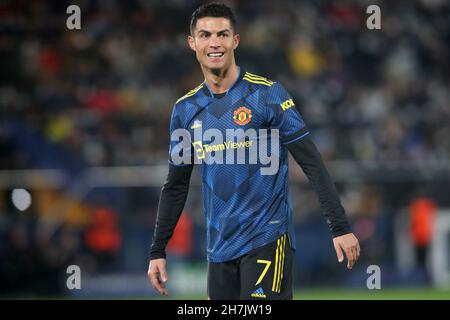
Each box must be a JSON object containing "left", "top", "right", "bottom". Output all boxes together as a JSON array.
[{"left": 207, "top": 52, "right": 225, "bottom": 60}]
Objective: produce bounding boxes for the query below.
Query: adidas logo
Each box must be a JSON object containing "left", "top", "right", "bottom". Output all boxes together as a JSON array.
[{"left": 251, "top": 287, "right": 266, "bottom": 298}]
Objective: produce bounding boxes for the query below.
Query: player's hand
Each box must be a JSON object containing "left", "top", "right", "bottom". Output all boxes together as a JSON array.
[
  {"left": 148, "top": 258, "right": 168, "bottom": 296},
  {"left": 333, "top": 233, "right": 360, "bottom": 270}
]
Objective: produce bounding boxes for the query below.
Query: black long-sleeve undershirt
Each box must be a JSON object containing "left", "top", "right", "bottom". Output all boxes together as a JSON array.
[
  {"left": 149, "top": 164, "right": 193, "bottom": 260},
  {"left": 286, "top": 135, "right": 351, "bottom": 238},
  {"left": 149, "top": 135, "right": 351, "bottom": 260}
]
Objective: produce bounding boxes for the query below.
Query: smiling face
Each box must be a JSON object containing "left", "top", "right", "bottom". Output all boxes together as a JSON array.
[{"left": 188, "top": 17, "right": 240, "bottom": 74}]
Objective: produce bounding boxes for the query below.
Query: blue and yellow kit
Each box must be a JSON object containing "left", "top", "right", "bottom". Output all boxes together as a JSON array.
[{"left": 168, "top": 67, "right": 310, "bottom": 263}]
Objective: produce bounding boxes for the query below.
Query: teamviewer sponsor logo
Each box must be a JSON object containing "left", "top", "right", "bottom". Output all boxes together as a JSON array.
[{"left": 171, "top": 128, "right": 280, "bottom": 175}]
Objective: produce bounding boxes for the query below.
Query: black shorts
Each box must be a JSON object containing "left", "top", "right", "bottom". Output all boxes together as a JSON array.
[{"left": 207, "top": 233, "right": 294, "bottom": 300}]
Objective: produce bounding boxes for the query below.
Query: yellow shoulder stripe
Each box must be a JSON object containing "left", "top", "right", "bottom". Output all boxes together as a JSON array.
[
  {"left": 243, "top": 77, "right": 274, "bottom": 86},
  {"left": 176, "top": 84, "right": 204, "bottom": 104},
  {"left": 243, "top": 72, "right": 274, "bottom": 86},
  {"left": 245, "top": 72, "right": 274, "bottom": 82},
  {"left": 243, "top": 76, "right": 274, "bottom": 86}
]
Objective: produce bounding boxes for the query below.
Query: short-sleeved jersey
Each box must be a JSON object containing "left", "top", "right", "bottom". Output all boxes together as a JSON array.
[{"left": 168, "top": 67, "right": 310, "bottom": 263}]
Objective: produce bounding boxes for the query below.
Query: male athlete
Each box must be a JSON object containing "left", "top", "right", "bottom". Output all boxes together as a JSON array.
[{"left": 148, "top": 3, "right": 360, "bottom": 300}]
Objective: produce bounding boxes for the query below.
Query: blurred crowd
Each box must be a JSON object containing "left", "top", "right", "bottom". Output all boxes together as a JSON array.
[
  {"left": 1, "top": 0, "right": 449, "bottom": 295},
  {"left": 1, "top": 0, "right": 449, "bottom": 168}
]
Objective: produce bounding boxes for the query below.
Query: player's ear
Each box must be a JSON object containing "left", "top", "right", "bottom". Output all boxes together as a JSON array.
[
  {"left": 188, "top": 35, "right": 196, "bottom": 51},
  {"left": 233, "top": 33, "right": 240, "bottom": 50}
]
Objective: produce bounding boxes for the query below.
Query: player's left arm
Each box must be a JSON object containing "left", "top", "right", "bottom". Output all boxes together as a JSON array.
[
  {"left": 266, "top": 82, "right": 360, "bottom": 269},
  {"left": 286, "top": 136, "right": 360, "bottom": 269}
]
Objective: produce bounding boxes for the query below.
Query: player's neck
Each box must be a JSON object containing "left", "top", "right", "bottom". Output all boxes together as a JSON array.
[{"left": 202, "top": 64, "right": 239, "bottom": 94}]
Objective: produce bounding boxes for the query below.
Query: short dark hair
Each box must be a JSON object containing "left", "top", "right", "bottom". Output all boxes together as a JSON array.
[{"left": 190, "top": 3, "right": 237, "bottom": 35}]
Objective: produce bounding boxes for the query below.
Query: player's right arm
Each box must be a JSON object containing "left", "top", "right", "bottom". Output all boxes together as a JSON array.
[
  {"left": 148, "top": 163, "right": 194, "bottom": 295},
  {"left": 148, "top": 103, "right": 194, "bottom": 295}
]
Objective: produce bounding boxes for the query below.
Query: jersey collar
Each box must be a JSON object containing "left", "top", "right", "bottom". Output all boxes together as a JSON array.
[{"left": 202, "top": 66, "right": 245, "bottom": 98}]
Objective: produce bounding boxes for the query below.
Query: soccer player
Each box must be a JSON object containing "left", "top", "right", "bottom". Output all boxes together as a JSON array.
[{"left": 148, "top": 3, "right": 360, "bottom": 300}]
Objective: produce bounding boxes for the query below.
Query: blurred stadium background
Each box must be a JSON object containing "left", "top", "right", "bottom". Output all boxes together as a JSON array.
[{"left": 1, "top": 0, "right": 450, "bottom": 299}]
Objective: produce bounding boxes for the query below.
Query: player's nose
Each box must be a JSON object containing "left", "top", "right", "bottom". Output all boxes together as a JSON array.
[
  {"left": 209, "top": 43, "right": 220, "bottom": 50},
  {"left": 209, "top": 36, "right": 221, "bottom": 48}
]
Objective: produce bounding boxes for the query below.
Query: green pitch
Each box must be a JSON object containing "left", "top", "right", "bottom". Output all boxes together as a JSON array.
[
  {"left": 162, "top": 287, "right": 450, "bottom": 300},
  {"left": 293, "top": 287, "right": 450, "bottom": 300}
]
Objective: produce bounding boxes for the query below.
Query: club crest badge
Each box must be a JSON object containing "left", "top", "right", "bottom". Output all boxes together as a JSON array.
[{"left": 233, "top": 106, "right": 252, "bottom": 125}]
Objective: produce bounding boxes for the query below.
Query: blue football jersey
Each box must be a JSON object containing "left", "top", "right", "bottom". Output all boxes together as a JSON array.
[{"left": 168, "top": 67, "right": 310, "bottom": 263}]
